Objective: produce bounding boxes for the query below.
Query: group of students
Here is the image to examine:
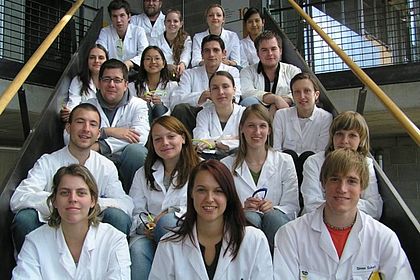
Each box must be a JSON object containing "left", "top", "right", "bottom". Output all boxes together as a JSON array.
[{"left": 8, "top": 0, "right": 416, "bottom": 279}]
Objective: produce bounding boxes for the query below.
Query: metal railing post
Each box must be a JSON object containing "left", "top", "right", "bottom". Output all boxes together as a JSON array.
[
  {"left": 17, "top": 87, "right": 30, "bottom": 139},
  {"left": 356, "top": 86, "right": 367, "bottom": 115}
]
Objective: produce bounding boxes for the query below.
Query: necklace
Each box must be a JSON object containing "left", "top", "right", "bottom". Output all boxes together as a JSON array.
[{"left": 323, "top": 212, "right": 356, "bottom": 231}]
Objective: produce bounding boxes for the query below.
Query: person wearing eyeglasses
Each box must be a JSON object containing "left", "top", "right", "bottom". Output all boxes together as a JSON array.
[
  {"left": 149, "top": 160, "right": 273, "bottom": 280},
  {"left": 131, "top": 0, "right": 165, "bottom": 44},
  {"left": 96, "top": 0, "right": 148, "bottom": 70},
  {"left": 221, "top": 104, "right": 299, "bottom": 253},
  {"left": 274, "top": 149, "right": 414, "bottom": 279},
  {"left": 87, "top": 59, "right": 150, "bottom": 193}
]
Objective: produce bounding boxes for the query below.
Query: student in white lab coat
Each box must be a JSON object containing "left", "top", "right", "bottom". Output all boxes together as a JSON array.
[
  {"left": 240, "top": 7, "right": 265, "bottom": 68},
  {"left": 96, "top": 0, "right": 148, "bottom": 70},
  {"left": 129, "top": 116, "right": 200, "bottom": 280},
  {"left": 130, "top": 0, "right": 165, "bottom": 43},
  {"left": 153, "top": 9, "right": 191, "bottom": 79},
  {"left": 135, "top": 46, "right": 177, "bottom": 123},
  {"left": 273, "top": 72, "right": 332, "bottom": 186},
  {"left": 301, "top": 111, "right": 383, "bottom": 219},
  {"left": 193, "top": 71, "right": 245, "bottom": 157},
  {"left": 60, "top": 44, "right": 108, "bottom": 123},
  {"left": 274, "top": 149, "right": 414, "bottom": 279},
  {"left": 222, "top": 104, "right": 299, "bottom": 252},
  {"left": 149, "top": 160, "right": 273, "bottom": 280},
  {"left": 191, "top": 4, "right": 241, "bottom": 68},
  {"left": 12, "top": 164, "right": 131, "bottom": 280}
]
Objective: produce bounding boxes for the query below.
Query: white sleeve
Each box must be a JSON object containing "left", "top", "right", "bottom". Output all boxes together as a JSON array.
[
  {"left": 301, "top": 156, "right": 325, "bottom": 214},
  {"left": 272, "top": 110, "right": 285, "bottom": 151},
  {"left": 228, "top": 33, "right": 241, "bottom": 66},
  {"left": 180, "top": 36, "right": 192, "bottom": 67},
  {"left": 128, "top": 168, "right": 149, "bottom": 236},
  {"left": 249, "top": 231, "right": 274, "bottom": 279},
  {"left": 106, "top": 232, "right": 131, "bottom": 279},
  {"left": 10, "top": 156, "right": 53, "bottom": 217},
  {"left": 191, "top": 34, "right": 202, "bottom": 67},
  {"left": 315, "top": 112, "right": 332, "bottom": 152},
  {"left": 273, "top": 226, "right": 300, "bottom": 279},
  {"left": 96, "top": 28, "right": 109, "bottom": 52},
  {"left": 130, "top": 27, "right": 149, "bottom": 67},
  {"left": 276, "top": 155, "right": 300, "bottom": 216},
  {"left": 12, "top": 238, "right": 43, "bottom": 280},
  {"left": 66, "top": 76, "right": 83, "bottom": 110},
  {"left": 358, "top": 158, "right": 383, "bottom": 219},
  {"left": 97, "top": 163, "right": 134, "bottom": 216},
  {"left": 240, "top": 66, "right": 265, "bottom": 100},
  {"left": 170, "top": 70, "right": 202, "bottom": 109},
  {"left": 149, "top": 241, "right": 176, "bottom": 280},
  {"left": 192, "top": 109, "right": 211, "bottom": 140},
  {"left": 240, "top": 41, "right": 249, "bottom": 68}
]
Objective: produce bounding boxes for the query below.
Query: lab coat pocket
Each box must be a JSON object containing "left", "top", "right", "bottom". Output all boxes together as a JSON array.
[
  {"left": 299, "top": 267, "right": 330, "bottom": 280},
  {"left": 352, "top": 264, "right": 380, "bottom": 280}
]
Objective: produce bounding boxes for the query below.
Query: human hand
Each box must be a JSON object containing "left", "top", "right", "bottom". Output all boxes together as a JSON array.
[
  {"left": 197, "top": 90, "right": 211, "bottom": 106},
  {"left": 105, "top": 127, "right": 140, "bottom": 143},
  {"left": 259, "top": 199, "right": 274, "bottom": 213},
  {"left": 244, "top": 197, "right": 261, "bottom": 211},
  {"left": 60, "top": 106, "right": 71, "bottom": 123}
]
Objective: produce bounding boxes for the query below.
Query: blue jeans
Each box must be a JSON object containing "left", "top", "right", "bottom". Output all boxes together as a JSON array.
[
  {"left": 11, "top": 208, "right": 43, "bottom": 253},
  {"left": 148, "top": 103, "right": 168, "bottom": 124},
  {"left": 245, "top": 209, "right": 291, "bottom": 253},
  {"left": 239, "top": 96, "right": 261, "bottom": 107},
  {"left": 101, "top": 207, "right": 132, "bottom": 236},
  {"left": 129, "top": 212, "right": 179, "bottom": 280},
  {"left": 118, "top": 143, "right": 148, "bottom": 193}
]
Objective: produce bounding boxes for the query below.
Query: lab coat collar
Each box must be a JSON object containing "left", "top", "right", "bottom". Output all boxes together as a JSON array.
[
  {"left": 184, "top": 224, "right": 234, "bottom": 280},
  {"left": 311, "top": 205, "right": 363, "bottom": 264}
]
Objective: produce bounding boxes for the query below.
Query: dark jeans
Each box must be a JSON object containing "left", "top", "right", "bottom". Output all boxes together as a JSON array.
[{"left": 171, "top": 103, "right": 203, "bottom": 137}]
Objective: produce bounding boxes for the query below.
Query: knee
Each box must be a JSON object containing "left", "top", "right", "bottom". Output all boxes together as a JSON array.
[
  {"left": 102, "top": 207, "right": 132, "bottom": 235},
  {"left": 121, "top": 144, "right": 147, "bottom": 166},
  {"left": 245, "top": 211, "right": 263, "bottom": 228},
  {"left": 13, "top": 208, "right": 39, "bottom": 227},
  {"left": 239, "top": 96, "right": 260, "bottom": 107},
  {"left": 263, "top": 209, "right": 290, "bottom": 228}
]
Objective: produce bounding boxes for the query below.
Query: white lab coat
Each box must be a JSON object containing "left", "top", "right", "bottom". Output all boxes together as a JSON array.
[
  {"left": 151, "top": 33, "right": 192, "bottom": 66},
  {"left": 272, "top": 106, "right": 333, "bottom": 155},
  {"left": 10, "top": 146, "right": 134, "bottom": 221},
  {"left": 191, "top": 28, "right": 241, "bottom": 67},
  {"left": 240, "top": 62, "right": 301, "bottom": 101},
  {"left": 131, "top": 12, "right": 165, "bottom": 43},
  {"left": 149, "top": 225, "right": 273, "bottom": 280},
  {"left": 12, "top": 223, "right": 131, "bottom": 280},
  {"left": 240, "top": 35, "right": 259, "bottom": 68},
  {"left": 129, "top": 161, "right": 188, "bottom": 236},
  {"left": 301, "top": 152, "right": 383, "bottom": 219},
  {"left": 273, "top": 206, "right": 415, "bottom": 279},
  {"left": 96, "top": 23, "right": 148, "bottom": 66},
  {"left": 88, "top": 94, "right": 150, "bottom": 154},
  {"left": 170, "top": 64, "right": 240, "bottom": 109},
  {"left": 222, "top": 149, "right": 300, "bottom": 217},
  {"left": 66, "top": 76, "right": 97, "bottom": 110},
  {"left": 193, "top": 103, "right": 245, "bottom": 149}
]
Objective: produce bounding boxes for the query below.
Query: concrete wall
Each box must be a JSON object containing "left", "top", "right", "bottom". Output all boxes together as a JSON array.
[{"left": 372, "top": 136, "right": 420, "bottom": 221}]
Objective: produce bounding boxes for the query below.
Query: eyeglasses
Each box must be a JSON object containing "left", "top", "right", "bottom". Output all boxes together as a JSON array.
[{"left": 100, "top": 77, "right": 125, "bottom": 84}]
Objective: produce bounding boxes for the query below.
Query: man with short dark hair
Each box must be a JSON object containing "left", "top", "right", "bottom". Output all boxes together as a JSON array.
[
  {"left": 131, "top": 0, "right": 165, "bottom": 44},
  {"left": 97, "top": 0, "right": 148, "bottom": 69},
  {"left": 240, "top": 31, "right": 301, "bottom": 116},
  {"left": 10, "top": 103, "right": 134, "bottom": 253},
  {"left": 88, "top": 59, "right": 149, "bottom": 192},
  {"left": 170, "top": 34, "right": 241, "bottom": 134}
]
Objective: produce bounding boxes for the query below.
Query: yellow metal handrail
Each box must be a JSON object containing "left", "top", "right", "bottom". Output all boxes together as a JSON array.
[
  {"left": 287, "top": 0, "right": 420, "bottom": 146},
  {"left": 0, "top": 0, "right": 84, "bottom": 116}
]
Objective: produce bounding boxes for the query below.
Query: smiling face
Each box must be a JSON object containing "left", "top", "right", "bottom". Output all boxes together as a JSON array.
[
  {"left": 152, "top": 123, "right": 185, "bottom": 162},
  {"left": 53, "top": 174, "right": 95, "bottom": 227},
  {"left": 192, "top": 170, "right": 227, "bottom": 225},
  {"left": 202, "top": 40, "right": 225, "bottom": 70},
  {"left": 144, "top": 0, "right": 162, "bottom": 18},
  {"left": 143, "top": 48, "right": 165, "bottom": 75},
  {"left": 246, "top": 13, "right": 264, "bottom": 38},
  {"left": 241, "top": 113, "right": 270, "bottom": 150},
  {"left": 210, "top": 74, "right": 235, "bottom": 109},
  {"left": 165, "top": 11, "right": 183, "bottom": 35},
  {"left": 66, "top": 108, "right": 100, "bottom": 151},
  {"left": 333, "top": 129, "right": 361, "bottom": 151},
  {"left": 99, "top": 68, "right": 128, "bottom": 107},
  {"left": 110, "top": 8, "right": 130, "bottom": 37},
  {"left": 88, "top": 47, "right": 107, "bottom": 75},
  {"left": 257, "top": 37, "right": 282, "bottom": 68},
  {"left": 292, "top": 78, "right": 319, "bottom": 117},
  {"left": 206, "top": 7, "right": 224, "bottom": 30},
  {"left": 324, "top": 170, "right": 362, "bottom": 215}
]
